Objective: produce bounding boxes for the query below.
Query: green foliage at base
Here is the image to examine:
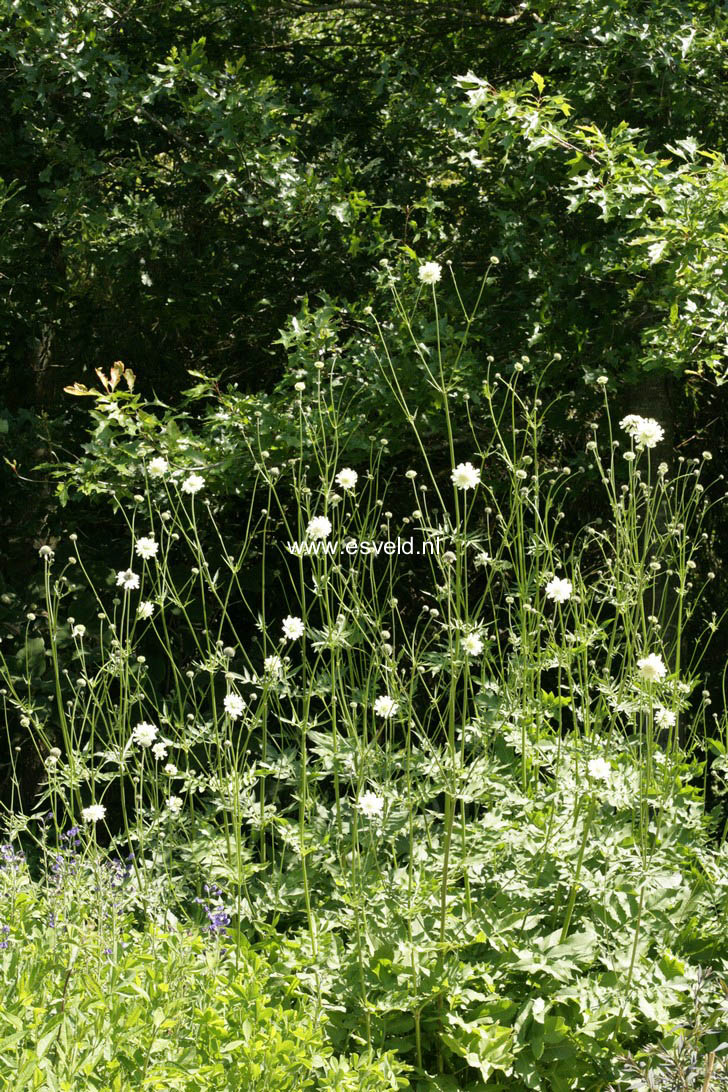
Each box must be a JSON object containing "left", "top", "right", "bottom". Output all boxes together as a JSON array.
[{"left": 0, "top": 867, "right": 408, "bottom": 1091}]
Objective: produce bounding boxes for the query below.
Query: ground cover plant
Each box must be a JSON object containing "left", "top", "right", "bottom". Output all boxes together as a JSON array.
[{"left": 2, "top": 272, "right": 728, "bottom": 1090}]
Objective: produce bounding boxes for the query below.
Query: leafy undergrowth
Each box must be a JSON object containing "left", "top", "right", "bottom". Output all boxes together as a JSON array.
[{"left": 0, "top": 853, "right": 407, "bottom": 1091}]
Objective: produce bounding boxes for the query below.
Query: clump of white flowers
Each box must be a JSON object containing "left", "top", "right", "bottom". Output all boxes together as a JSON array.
[
  {"left": 223, "top": 693, "right": 245, "bottom": 719},
  {"left": 132, "top": 721, "right": 158, "bottom": 748},
  {"left": 306, "top": 515, "right": 332, "bottom": 540},
  {"left": 451, "top": 462, "right": 481, "bottom": 491},
  {"left": 418, "top": 261, "right": 442, "bottom": 285},
  {"left": 137, "top": 601, "right": 155, "bottom": 620},
  {"left": 166, "top": 796, "right": 183, "bottom": 815},
  {"left": 637, "top": 653, "right": 667, "bottom": 683},
  {"left": 545, "top": 576, "right": 573, "bottom": 603},
  {"left": 374, "top": 695, "right": 399, "bottom": 719},
  {"left": 620, "top": 415, "right": 665, "bottom": 450},
  {"left": 282, "top": 615, "right": 305, "bottom": 640},
  {"left": 335, "top": 468, "right": 358, "bottom": 491}
]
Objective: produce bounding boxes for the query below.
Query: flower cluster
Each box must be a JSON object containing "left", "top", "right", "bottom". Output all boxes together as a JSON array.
[
  {"left": 620, "top": 415, "right": 665, "bottom": 450},
  {"left": 195, "top": 883, "right": 232, "bottom": 936}
]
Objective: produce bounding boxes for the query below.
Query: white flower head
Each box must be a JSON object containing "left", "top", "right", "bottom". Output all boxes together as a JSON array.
[
  {"left": 264, "top": 654, "right": 283, "bottom": 678},
  {"left": 148, "top": 457, "right": 168, "bottom": 478},
  {"left": 335, "top": 468, "right": 358, "bottom": 491},
  {"left": 587, "top": 757, "right": 611, "bottom": 782},
  {"left": 637, "top": 653, "right": 667, "bottom": 683},
  {"left": 634, "top": 419, "right": 664, "bottom": 449},
  {"left": 164, "top": 763, "right": 178, "bottom": 776},
  {"left": 137, "top": 601, "right": 155, "bottom": 620},
  {"left": 223, "top": 693, "right": 245, "bottom": 719},
  {"left": 82, "top": 804, "right": 106, "bottom": 823},
  {"left": 374, "top": 695, "right": 399, "bottom": 719},
  {"left": 451, "top": 462, "right": 481, "bottom": 491},
  {"left": 655, "top": 707, "right": 676, "bottom": 730},
  {"left": 282, "top": 615, "right": 305, "bottom": 640},
  {"left": 358, "top": 791, "right": 384, "bottom": 820},
  {"left": 166, "top": 796, "right": 183, "bottom": 815},
  {"left": 116, "top": 569, "right": 140, "bottom": 592},
  {"left": 306, "top": 515, "right": 332, "bottom": 540},
  {"left": 181, "top": 473, "right": 205, "bottom": 495},
  {"left": 39, "top": 545, "right": 54, "bottom": 561},
  {"left": 134, "top": 536, "right": 159, "bottom": 560},
  {"left": 545, "top": 576, "right": 572, "bottom": 604},
  {"left": 462, "top": 632, "right": 484, "bottom": 657},
  {"left": 72, "top": 624, "right": 86, "bottom": 639},
  {"left": 419, "top": 261, "right": 442, "bottom": 285},
  {"left": 620, "top": 415, "right": 665, "bottom": 450},
  {"left": 132, "top": 721, "right": 158, "bottom": 748},
  {"left": 152, "top": 741, "right": 168, "bottom": 761}
]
